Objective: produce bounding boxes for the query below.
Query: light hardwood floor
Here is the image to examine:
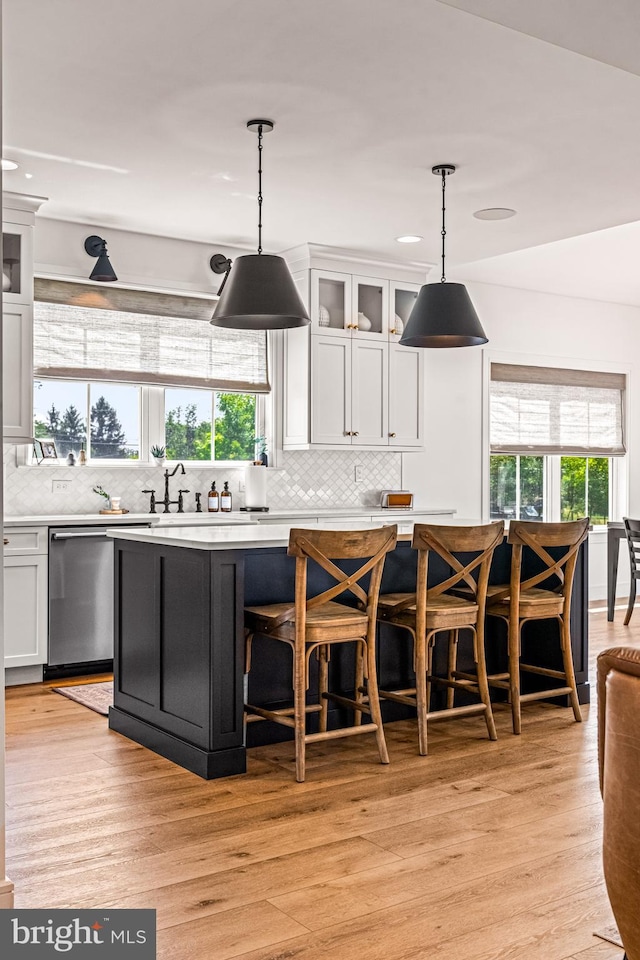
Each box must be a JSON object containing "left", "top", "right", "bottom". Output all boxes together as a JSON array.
[{"left": 5, "top": 609, "right": 636, "bottom": 960}]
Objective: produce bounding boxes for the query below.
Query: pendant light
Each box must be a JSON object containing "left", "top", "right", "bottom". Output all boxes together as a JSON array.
[
  {"left": 211, "top": 120, "right": 310, "bottom": 330},
  {"left": 399, "top": 165, "right": 487, "bottom": 348}
]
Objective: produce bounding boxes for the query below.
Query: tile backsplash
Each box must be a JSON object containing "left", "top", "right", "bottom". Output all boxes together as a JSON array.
[{"left": 3, "top": 447, "right": 402, "bottom": 516}]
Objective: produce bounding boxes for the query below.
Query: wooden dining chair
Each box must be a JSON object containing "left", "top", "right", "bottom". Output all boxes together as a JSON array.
[
  {"left": 485, "top": 517, "right": 589, "bottom": 734},
  {"left": 376, "top": 521, "right": 505, "bottom": 756},
  {"left": 622, "top": 517, "right": 640, "bottom": 625},
  {"left": 244, "top": 525, "right": 397, "bottom": 782}
]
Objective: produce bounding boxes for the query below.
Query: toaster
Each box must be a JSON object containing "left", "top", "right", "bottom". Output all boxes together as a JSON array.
[{"left": 380, "top": 490, "right": 414, "bottom": 509}]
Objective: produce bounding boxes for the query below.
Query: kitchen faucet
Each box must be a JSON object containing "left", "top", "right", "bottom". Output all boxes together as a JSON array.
[{"left": 142, "top": 462, "right": 189, "bottom": 513}]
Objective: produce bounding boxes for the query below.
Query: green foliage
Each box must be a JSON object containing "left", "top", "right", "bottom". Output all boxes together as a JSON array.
[
  {"left": 90, "top": 396, "right": 129, "bottom": 459},
  {"left": 215, "top": 394, "right": 256, "bottom": 461},
  {"left": 150, "top": 444, "right": 166, "bottom": 458},
  {"left": 164, "top": 394, "right": 256, "bottom": 461},
  {"left": 36, "top": 402, "right": 86, "bottom": 456},
  {"left": 93, "top": 485, "right": 110, "bottom": 501},
  {"left": 165, "top": 404, "right": 211, "bottom": 460}
]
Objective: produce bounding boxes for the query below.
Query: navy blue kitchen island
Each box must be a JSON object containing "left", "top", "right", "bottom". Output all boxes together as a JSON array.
[{"left": 107, "top": 523, "right": 589, "bottom": 779}]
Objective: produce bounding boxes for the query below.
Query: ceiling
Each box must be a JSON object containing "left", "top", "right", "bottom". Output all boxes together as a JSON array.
[{"left": 3, "top": 0, "right": 640, "bottom": 303}]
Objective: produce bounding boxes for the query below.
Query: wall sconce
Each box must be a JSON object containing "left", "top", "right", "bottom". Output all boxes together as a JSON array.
[
  {"left": 84, "top": 235, "right": 118, "bottom": 282},
  {"left": 210, "top": 253, "right": 233, "bottom": 297}
]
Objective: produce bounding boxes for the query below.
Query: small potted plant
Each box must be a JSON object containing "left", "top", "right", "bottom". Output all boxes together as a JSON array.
[
  {"left": 150, "top": 444, "right": 166, "bottom": 466},
  {"left": 253, "top": 436, "right": 268, "bottom": 467}
]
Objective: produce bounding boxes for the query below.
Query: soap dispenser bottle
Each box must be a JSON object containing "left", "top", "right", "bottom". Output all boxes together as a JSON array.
[
  {"left": 221, "top": 481, "right": 232, "bottom": 512},
  {"left": 208, "top": 481, "right": 219, "bottom": 512}
]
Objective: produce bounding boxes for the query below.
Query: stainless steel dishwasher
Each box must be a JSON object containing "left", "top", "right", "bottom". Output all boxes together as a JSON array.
[{"left": 47, "top": 524, "right": 151, "bottom": 676}]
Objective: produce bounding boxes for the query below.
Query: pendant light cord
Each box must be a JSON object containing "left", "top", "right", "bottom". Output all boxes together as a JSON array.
[
  {"left": 257, "top": 123, "right": 264, "bottom": 255},
  {"left": 440, "top": 168, "right": 447, "bottom": 283}
]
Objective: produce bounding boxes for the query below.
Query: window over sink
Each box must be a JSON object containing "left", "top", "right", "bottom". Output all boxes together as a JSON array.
[{"left": 31, "top": 281, "right": 268, "bottom": 465}]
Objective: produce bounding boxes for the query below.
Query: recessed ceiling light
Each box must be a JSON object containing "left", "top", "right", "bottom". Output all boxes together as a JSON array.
[
  {"left": 396, "top": 235, "right": 423, "bottom": 243},
  {"left": 1, "top": 158, "right": 19, "bottom": 171},
  {"left": 473, "top": 207, "right": 517, "bottom": 220},
  {"left": 24, "top": 173, "right": 33, "bottom": 179}
]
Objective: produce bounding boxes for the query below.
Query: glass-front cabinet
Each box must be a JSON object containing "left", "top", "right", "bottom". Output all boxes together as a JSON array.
[
  {"left": 390, "top": 281, "right": 420, "bottom": 342},
  {"left": 311, "top": 270, "right": 352, "bottom": 337},
  {"left": 2, "top": 222, "right": 29, "bottom": 302},
  {"left": 311, "top": 268, "right": 420, "bottom": 340}
]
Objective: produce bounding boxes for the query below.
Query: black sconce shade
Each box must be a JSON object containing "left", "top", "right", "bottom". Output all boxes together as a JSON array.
[{"left": 84, "top": 235, "right": 117, "bottom": 282}]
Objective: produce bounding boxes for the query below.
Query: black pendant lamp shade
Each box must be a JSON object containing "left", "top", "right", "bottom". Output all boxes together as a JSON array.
[
  {"left": 212, "top": 253, "right": 309, "bottom": 329},
  {"left": 211, "top": 120, "right": 310, "bottom": 331},
  {"left": 400, "top": 282, "right": 487, "bottom": 347},
  {"left": 399, "top": 165, "right": 487, "bottom": 348},
  {"left": 84, "top": 235, "right": 117, "bottom": 282}
]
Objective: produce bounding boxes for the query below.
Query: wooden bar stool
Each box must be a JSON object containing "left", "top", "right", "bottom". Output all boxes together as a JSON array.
[
  {"left": 376, "top": 521, "right": 504, "bottom": 756},
  {"left": 485, "top": 518, "right": 589, "bottom": 734},
  {"left": 244, "top": 525, "right": 397, "bottom": 782}
]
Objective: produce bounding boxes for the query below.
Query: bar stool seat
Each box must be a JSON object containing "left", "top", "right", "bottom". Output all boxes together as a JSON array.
[
  {"left": 246, "top": 601, "right": 369, "bottom": 643},
  {"left": 378, "top": 592, "right": 479, "bottom": 628},
  {"left": 244, "top": 525, "right": 398, "bottom": 782}
]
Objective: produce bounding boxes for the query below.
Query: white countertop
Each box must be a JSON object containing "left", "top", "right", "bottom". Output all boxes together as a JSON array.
[
  {"left": 107, "top": 518, "right": 417, "bottom": 551},
  {"left": 3, "top": 506, "right": 455, "bottom": 528}
]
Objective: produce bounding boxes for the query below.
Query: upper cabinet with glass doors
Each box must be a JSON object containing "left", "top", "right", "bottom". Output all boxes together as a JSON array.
[
  {"left": 311, "top": 268, "right": 420, "bottom": 340},
  {"left": 3, "top": 192, "right": 47, "bottom": 444}
]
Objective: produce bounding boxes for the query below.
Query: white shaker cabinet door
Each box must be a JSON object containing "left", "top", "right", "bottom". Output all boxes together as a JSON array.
[
  {"left": 4, "top": 554, "right": 48, "bottom": 667},
  {"left": 351, "top": 339, "right": 388, "bottom": 446},
  {"left": 2, "top": 303, "right": 33, "bottom": 443},
  {"left": 389, "top": 344, "right": 424, "bottom": 447},
  {"left": 311, "top": 335, "right": 352, "bottom": 444}
]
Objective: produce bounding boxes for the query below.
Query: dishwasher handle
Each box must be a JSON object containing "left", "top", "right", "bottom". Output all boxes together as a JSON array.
[{"left": 51, "top": 531, "right": 111, "bottom": 540}]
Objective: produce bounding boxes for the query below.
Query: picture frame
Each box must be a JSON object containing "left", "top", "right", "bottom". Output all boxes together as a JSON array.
[{"left": 33, "top": 438, "right": 58, "bottom": 463}]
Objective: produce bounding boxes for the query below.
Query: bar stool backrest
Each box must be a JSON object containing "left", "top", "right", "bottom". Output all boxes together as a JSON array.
[
  {"left": 280, "top": 526, "right": 398, "bottom": 641},
  {"left": 501, "top": 518, "right": 590, "bottom": 609},
  {"left": 411, "top": 521, "right": 505, "bottom": 607}
]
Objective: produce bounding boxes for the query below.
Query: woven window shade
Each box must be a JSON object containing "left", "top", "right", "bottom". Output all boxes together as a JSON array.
[
  {"left": 490, "top": 363, "right": 626, "bottom": 456},
  {"left": 33, "top": 280, "right": 269, "bottom": 393}
]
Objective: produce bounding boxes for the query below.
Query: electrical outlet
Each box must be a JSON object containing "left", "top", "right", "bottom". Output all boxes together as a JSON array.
[
  {"left": 238, "top": 479, "right": 245, "bottom": 492},
  {"left": 354, "top": 464, "right": 363, "bottom": 483},
  {"left": 52, "top": 479, "right": 71, "bottom": 492}
]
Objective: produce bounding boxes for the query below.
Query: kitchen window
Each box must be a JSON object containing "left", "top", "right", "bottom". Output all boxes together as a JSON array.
[
  {"left": 488, "top": 362, "right": 626, "bottom": 526},
  {"left": 32, "top": 280, "right": 269, "bottom": 465}
]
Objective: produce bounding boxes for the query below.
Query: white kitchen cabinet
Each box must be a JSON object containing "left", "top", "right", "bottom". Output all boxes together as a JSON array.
[
  {"left": 282, "top": 246, "right": 427, "bottom": 451},
  {"left": 388, "top": 342, "right": 424, "bottom": 447},
  {"left": 2, "top": 303, "right": 33, "bottom": 443},
  {"left": 2, "top": 191, "right": 47, "bottom": 444},
  {"left": 3, "top": 526, "right": 48, "bottom": 668}
]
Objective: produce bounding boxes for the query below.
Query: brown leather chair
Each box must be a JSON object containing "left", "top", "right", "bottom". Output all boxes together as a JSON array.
[{"left": 598, "top": 646, "right": 640, "bottom": 960}]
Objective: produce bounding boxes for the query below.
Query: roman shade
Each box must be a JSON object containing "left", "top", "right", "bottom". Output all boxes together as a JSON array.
[
  {"left": 33, "top": 279, "right": 269, "bottom": 393},
  {"left": 490, "top": 363, "right": 626, "bottom": 456}
]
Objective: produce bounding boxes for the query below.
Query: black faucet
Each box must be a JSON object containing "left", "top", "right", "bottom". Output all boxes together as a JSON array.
[{"left": 148, "top": 463, "right": 190, "bottom": 513}]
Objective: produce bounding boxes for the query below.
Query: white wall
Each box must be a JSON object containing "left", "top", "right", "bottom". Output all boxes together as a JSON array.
[{"left": 403, "top": 280, "right": 640, "bottom": 600}]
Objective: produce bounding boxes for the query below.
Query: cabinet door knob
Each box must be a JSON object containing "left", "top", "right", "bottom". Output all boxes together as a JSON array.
[
  {"left": 389, "top": 432, "right": 396, "bottom": 438},
  {"left": 353, "top": 432, "right": 359, "bottom": 437},
  {"left": 3, "top": 538, "right": 9, "bottom": 545},
  {"left": 389, "top": 328, "right": 397, "bottom": 335}
]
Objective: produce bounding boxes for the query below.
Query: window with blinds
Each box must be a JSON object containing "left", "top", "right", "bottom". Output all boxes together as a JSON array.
[
  {"left": 490, "top": 363, "right": 626, "bottom": 456},
  {"left": 33, "top": 279, "right": 270, "bottom": 393}
]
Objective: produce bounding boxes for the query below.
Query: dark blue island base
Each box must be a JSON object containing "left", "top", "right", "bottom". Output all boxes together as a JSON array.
[{"left": 109, "top": 538, "right": 589, "bottom": 779}]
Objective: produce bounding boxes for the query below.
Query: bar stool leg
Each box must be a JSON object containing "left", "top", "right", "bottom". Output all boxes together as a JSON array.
[
  {"left": 416, "top": 631, "right": 429, "bottom": 756},
  {"left": 354, "top": 640, "right": 365, "bottom": 726},
  {"left": 446, "top": 629, "right": 458, "bottom": 709},
  {"left": 474, "top": 625, "right": 497, "bottom": 741},
  {"left": 559, "top": 616, "right": 583, "bottom": 722},
  {"left": 318, "top": 645, "right": 329, "bottom": 733},
  {"left": 365, "top": 635, "right": 389, "bottom": 765},
  {"left": 294, "top": 643, "right": 306, "bottom": 783},
  {"left": 509, "top": 615, "right": 522, "bottom": 735}
]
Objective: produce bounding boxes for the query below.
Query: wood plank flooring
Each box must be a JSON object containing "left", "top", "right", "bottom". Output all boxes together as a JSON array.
[{"left": 5, "top": 610, "right": 635, "bottom": 960}]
